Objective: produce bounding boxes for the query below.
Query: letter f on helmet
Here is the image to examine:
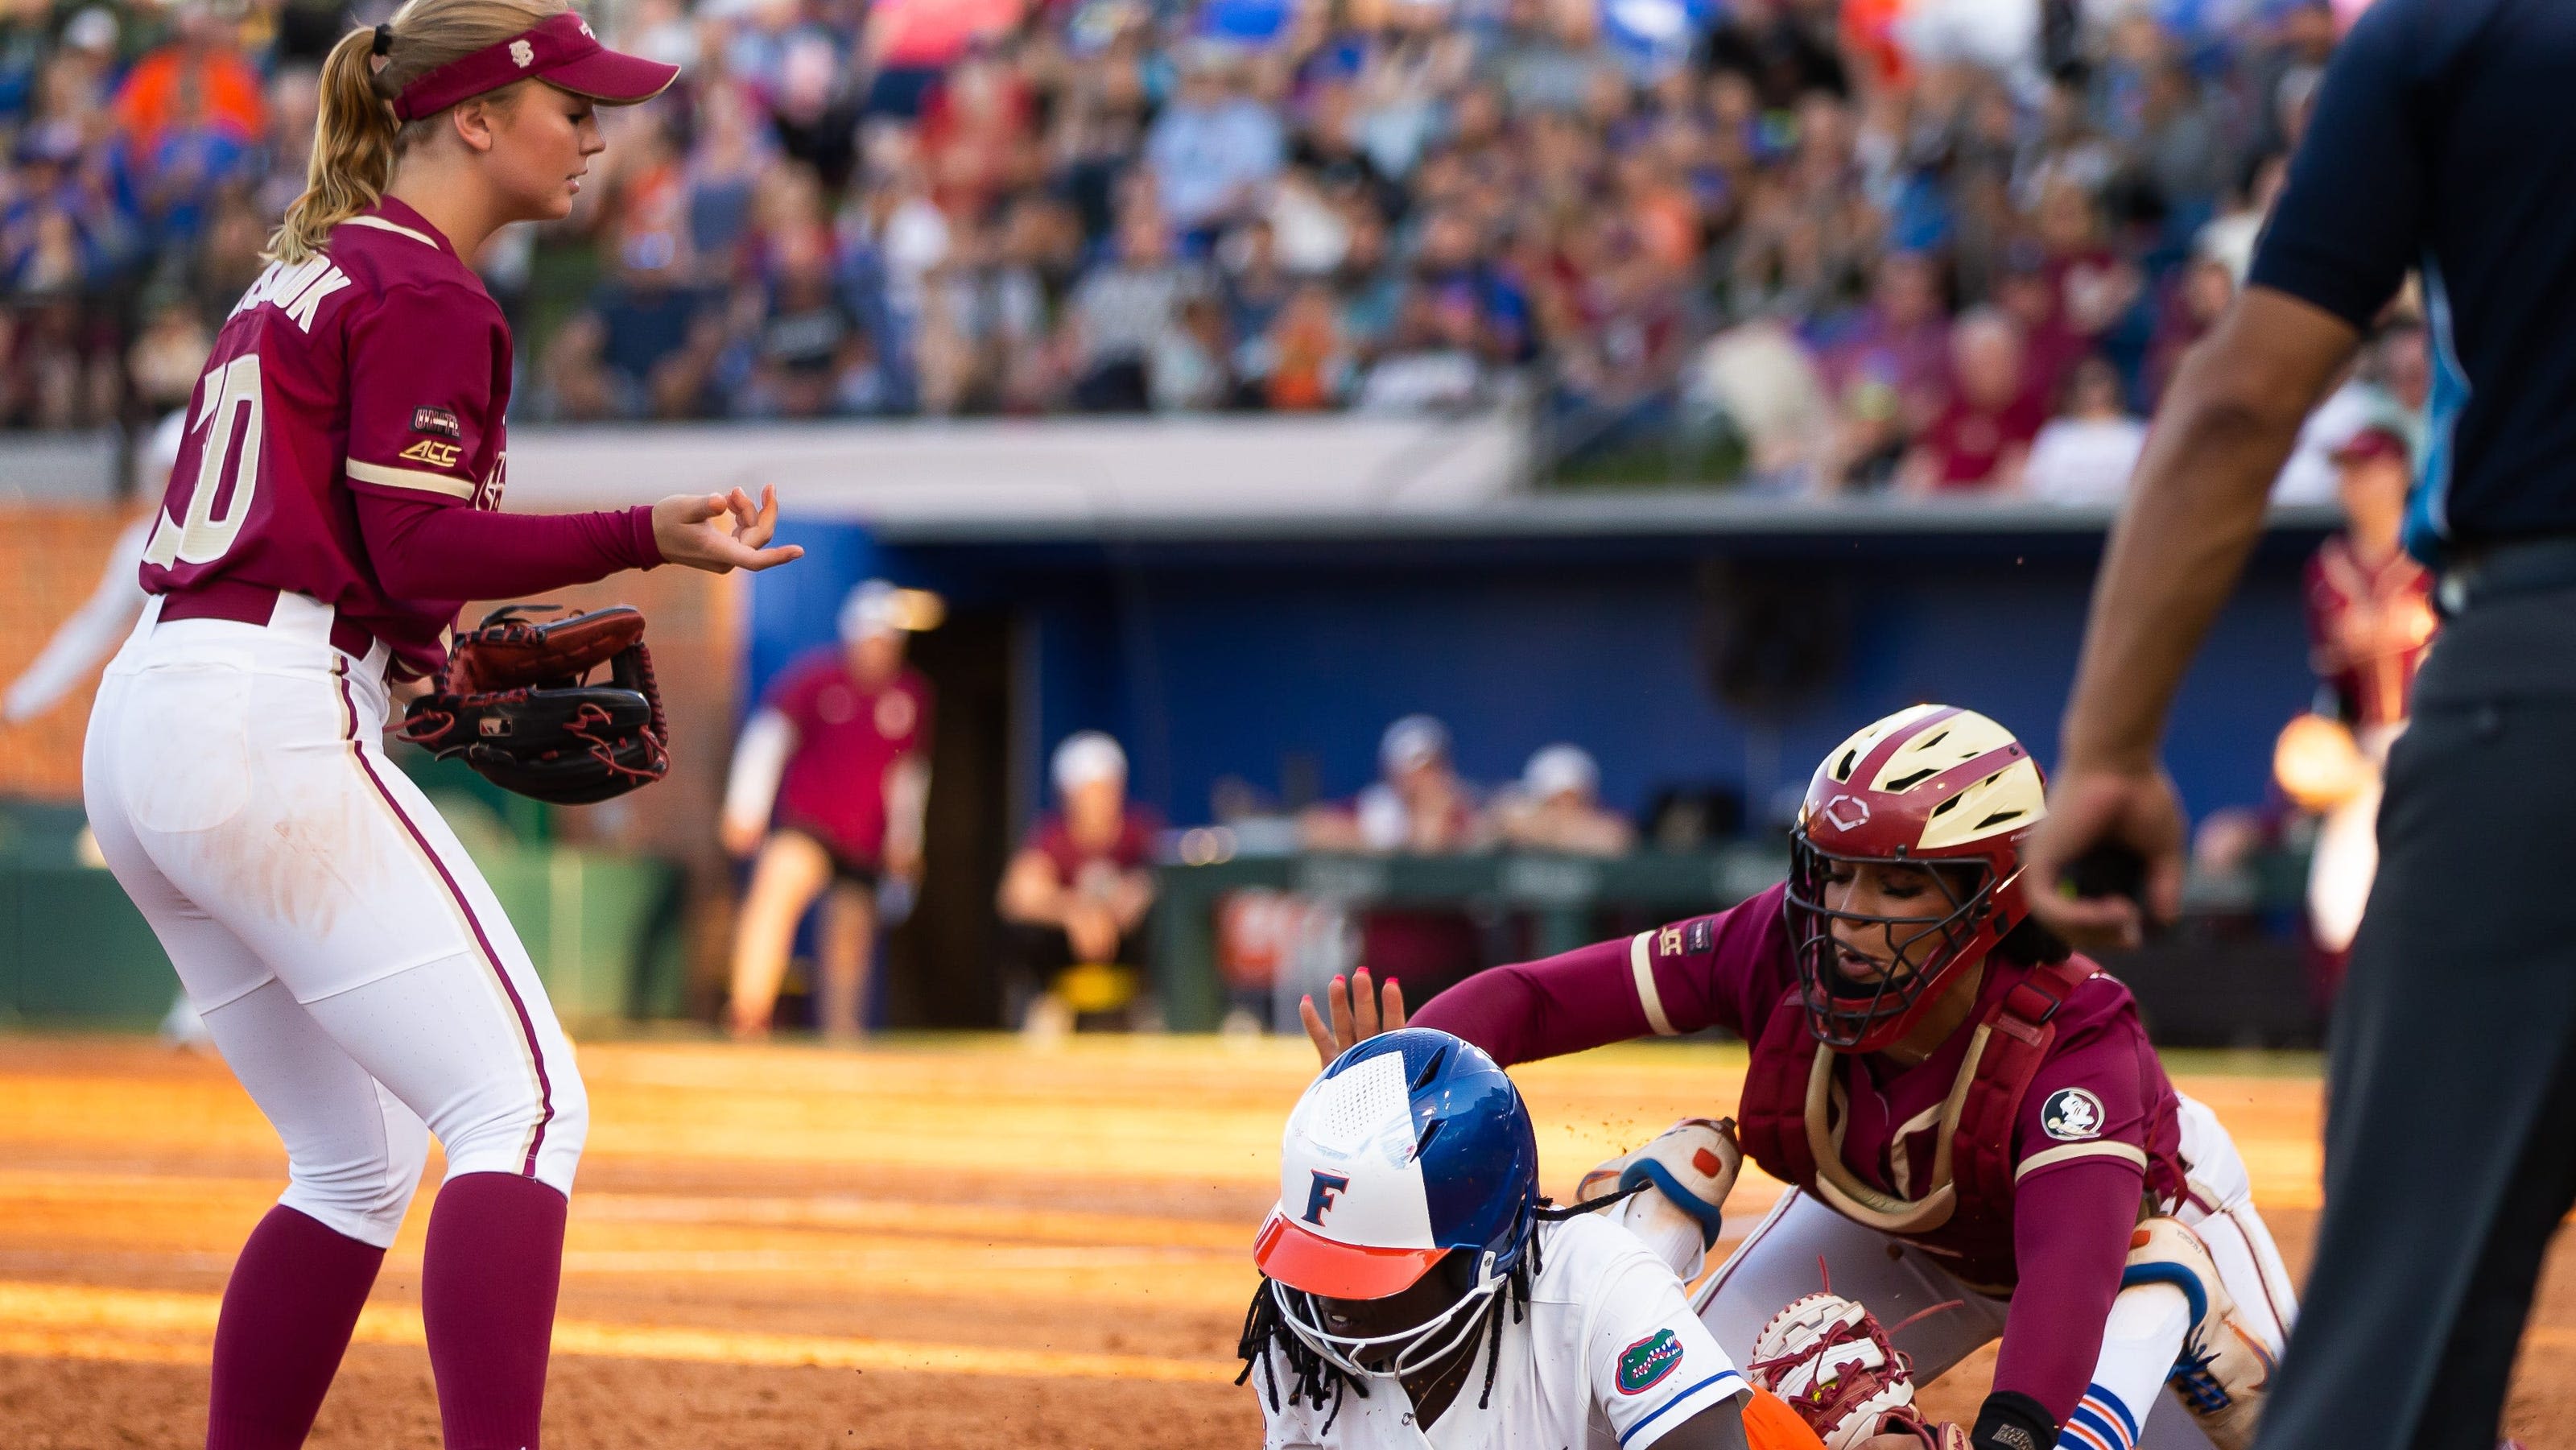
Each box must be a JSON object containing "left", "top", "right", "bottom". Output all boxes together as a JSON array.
[{"left": 1303, "top": 1171, "right": 1353, "bottom": 1225}]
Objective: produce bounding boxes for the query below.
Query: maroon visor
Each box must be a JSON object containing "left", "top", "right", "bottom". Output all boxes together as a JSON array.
[{"left": 392, "top": 10, "right": 678, "bottom": 123}]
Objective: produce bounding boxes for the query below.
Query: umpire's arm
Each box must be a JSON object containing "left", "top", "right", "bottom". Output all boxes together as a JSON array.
[
  {"left": 2026, "top": 290, "right": 2359, "bottom": 945},
  {"left": 2026, "top": 0, "right": 2429, "bottom": 947}
]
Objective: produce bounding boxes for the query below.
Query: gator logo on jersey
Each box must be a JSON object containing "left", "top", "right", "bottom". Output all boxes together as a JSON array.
[
  {"left": 400, "top": 439, "right": 463, "bottom": 469},
  {"left": 411, "top": 406, "right": 462, "bottom": 440},
  {"left": 2041, "top": 1087, "right": 2105, "bottom": 1142},
  {"left": 1616, "top": 1330, "right": 1684, "bottom": 1394}
]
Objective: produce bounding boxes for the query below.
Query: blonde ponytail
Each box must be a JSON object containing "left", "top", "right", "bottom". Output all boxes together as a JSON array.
[{"left": 267, "top": 0, "right": 567, "bottom": 263}]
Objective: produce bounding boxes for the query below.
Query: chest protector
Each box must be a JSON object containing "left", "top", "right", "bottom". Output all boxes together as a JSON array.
[{"left": 1736, "top": 957, "right": 2095, "bottom": 1292}]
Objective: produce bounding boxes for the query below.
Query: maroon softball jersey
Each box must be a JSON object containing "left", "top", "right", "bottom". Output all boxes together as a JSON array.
[
  {"left": 140, "top": 196, "right": 656, "bottom": 679},
  {"left": 2304, "top": 535, "right": 2436, "bottom": 730},
  {"left": 1021, "top": 807, "right": 1161, "bottom": 894},
  {"left": 765, "top": 651, "right": 933, "bottom": 868},
  {"left": 1413, "top": 882, "right": 2191, "bottom": 1423}
]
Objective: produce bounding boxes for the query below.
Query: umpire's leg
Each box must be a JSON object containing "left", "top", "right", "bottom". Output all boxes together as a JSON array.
[{"left": 2256, "top": 592, "right": 2576, "bottom": 1450}]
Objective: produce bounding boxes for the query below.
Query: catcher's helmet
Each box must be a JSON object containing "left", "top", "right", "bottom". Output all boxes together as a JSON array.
[
  {"left": 1253, "top": 1028, "right": 1538, "bottom": 1379},
  {"left": 1785, "top": 704, "right": 2046, "bottom": 1054}
]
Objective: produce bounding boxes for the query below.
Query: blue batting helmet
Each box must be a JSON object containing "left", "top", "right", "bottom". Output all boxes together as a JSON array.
[{"left": 1253, "top": 1029, "right": 1540, "bottom": 1378}]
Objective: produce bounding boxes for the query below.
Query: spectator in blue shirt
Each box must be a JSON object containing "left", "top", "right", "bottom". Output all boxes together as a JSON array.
[
  {"left": 1145, "top": 48, "right": 1283, "bottom": 241},
  {"left": 3, "top": 132, "right": 114, "bottom": 295},
  {"left": 580, "top": 230, "right": 720, "bottom": 419}
]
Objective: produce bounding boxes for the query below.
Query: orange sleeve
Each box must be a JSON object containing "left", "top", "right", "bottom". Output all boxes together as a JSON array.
[
  {"left": 213, "top": 57, "right": 267, "bottom": 138},
  {"left": 1742, "top": 1388, "right": 1832, "bottom": 1450},
  {"left": 112, "top": 54, "right": 173, "bottom": 139}
]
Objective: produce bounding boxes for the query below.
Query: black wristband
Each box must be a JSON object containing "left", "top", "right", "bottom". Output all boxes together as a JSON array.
[{"left": 1971, "top": 1391, "right": 2057, "bottom": 1450}]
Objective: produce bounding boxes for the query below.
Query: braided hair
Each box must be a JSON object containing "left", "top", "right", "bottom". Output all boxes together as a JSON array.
[{"left": 1234, "top": 1184, "right": 1649, "bottom": 1432}]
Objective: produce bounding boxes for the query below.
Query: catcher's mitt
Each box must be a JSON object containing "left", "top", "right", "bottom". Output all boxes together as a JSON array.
[
  {"left": 1746, "top": 1290, "right": 1964, "bottom": 1450},
  {"left": 401, "top": 605, "right": 670, "bottom": 805}
]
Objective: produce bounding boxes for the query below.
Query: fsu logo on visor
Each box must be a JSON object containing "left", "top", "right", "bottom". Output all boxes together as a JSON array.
[{"left": 1302, "top": 1171, "right": 1351, "bottom": 1225}]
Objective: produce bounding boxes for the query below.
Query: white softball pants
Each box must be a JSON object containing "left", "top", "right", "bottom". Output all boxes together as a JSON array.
[
  {"left": 2306, "top": 724, "right": 2399, "bottom": 955},
  {"left": 82, "top": 593, "right": 586, "bottom": 1246},
  {"left": 1695, "top": 1095, "right": 2298, "bottom": 1450}
]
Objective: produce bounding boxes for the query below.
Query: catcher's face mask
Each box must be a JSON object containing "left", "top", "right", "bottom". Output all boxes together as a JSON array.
[
  {"left": 1785, "top": 704, "right": 2044, "bottom": 1054},
  {"left": 1788, "top": 847, "right": 1999, "bottom": 1053}
]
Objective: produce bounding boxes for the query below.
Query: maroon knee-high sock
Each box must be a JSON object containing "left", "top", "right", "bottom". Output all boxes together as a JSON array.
[
  {"left": 207, "top": 1205, "right": 386, "bottom": 1450},
  {"left": 421, "top": 1172, "right": 569, "bottom": 1450}
]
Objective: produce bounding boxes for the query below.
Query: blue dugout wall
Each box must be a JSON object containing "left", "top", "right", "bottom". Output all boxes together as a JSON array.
[{"left": 745, "top": 520, "right": 2326, "bottom": 837}]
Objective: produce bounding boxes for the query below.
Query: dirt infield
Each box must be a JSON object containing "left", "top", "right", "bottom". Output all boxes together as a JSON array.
[{"left": 3, "top": 1034, "right": 2572, "bottom": 1448}]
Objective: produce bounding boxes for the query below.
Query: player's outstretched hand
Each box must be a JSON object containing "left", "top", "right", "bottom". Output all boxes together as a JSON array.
[
  {"left": 1299, "top": 966, "right": 1406, "bottom": 1069},
  {"left": 653, "top": 485, "right": 805, "bottom": 573},
  {"left": 2022, "top": 763, "right": 2187, "bottom": 951}
]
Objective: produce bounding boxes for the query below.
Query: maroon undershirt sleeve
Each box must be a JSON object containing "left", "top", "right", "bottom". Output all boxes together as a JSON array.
[
  {"left": 355, "top": 491, "right": 662, "bottom": 601},
  {"left": 1988, "top": 1156, "right": 2145, "bottom": 1427},
  {"left": 1411, "top": 936, "right": 1662, "bottom": 1068}
]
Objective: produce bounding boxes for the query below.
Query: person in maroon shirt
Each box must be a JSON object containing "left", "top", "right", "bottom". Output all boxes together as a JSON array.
[
  {"left": 1298, "top": 713, "right": 1492, "bottom": 1002},
  {"left": 1302, "top": 707, "right": 2297, "bottom": 1450},
  {"left": 721, "top": 579, "right": 935, "bottom": 1039},
  {"left": 78, "top": 8, "right": 800, "bottom": 1448},
  {"left": 1818, "top": 250, "right": 1955, "bottom": 433},
  {"left": 2295, "top": 425, "right": 2437, "bottom": 960},
  {"left": 1902, "top": 310, "right": 2047, "bottom": 495},
  {"left": 997, "top": 730, "right": 1162, "bottom": 1032}
]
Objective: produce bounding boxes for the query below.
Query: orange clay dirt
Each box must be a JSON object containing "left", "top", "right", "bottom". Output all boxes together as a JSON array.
[{"left": 2, "top": 1034, "right": 2571, "bottom": 1448}]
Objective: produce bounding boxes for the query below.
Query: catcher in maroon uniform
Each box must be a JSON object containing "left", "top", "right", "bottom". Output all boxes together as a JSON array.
[{"left": 1307, "top": 706, "right": 2295, "bottom": 1450}]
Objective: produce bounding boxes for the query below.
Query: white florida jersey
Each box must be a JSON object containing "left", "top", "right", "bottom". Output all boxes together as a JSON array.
[{"left": 1254, "top": 1214, "right": 1748, "bottom": 1450}]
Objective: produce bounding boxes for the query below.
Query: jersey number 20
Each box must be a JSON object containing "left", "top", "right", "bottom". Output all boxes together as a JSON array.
[{"left": 143, "top": 353, "right": 263, "bottom": 569}]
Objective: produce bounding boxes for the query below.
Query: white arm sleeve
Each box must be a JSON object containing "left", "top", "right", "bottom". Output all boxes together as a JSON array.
[
  {"left": 2, "top": 514, "right": 153, "bottom": 723},
  {"left": 1590, "top": 1256, "right": 1748, "bottom": 1450},
  {"left": 722, "top": 709, "right": 795, "bottom": 835}
]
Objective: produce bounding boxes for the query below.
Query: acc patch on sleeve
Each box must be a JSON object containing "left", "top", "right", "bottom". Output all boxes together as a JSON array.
[
  {"left": 2041, "top": 1087, "right": 2105, "bottom": 1142},
  {"left": 1616, "top": 1329, "right": 1685, "bottom": 1394},
  {"left": 399, "top": 438, "right": 463, "bottom": 468},
  {"left": 411, "top": 405, "right": 463, "bottom": 439}
]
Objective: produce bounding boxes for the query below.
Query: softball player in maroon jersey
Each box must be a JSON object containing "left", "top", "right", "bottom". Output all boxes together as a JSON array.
[{"left": 79, "top": 6, "right": 799, "bottom": 1447}]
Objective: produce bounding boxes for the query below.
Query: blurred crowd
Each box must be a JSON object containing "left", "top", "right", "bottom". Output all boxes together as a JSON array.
[{"left": 2, "top": 0, "right": 2409, "bottom": 494}]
